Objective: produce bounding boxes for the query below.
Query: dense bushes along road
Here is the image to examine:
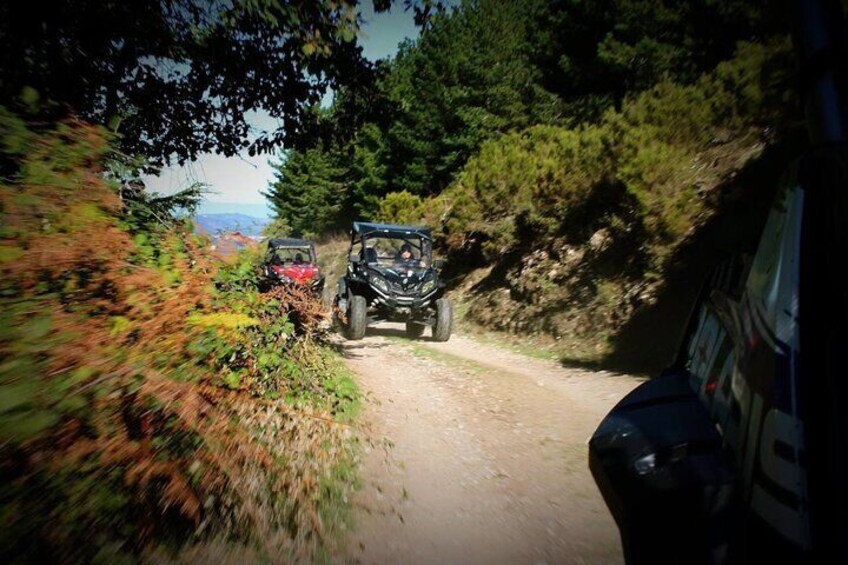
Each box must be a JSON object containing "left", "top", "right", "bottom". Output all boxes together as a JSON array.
[{"left": 0, "top": 110, "right": 358, "bottom": 562}]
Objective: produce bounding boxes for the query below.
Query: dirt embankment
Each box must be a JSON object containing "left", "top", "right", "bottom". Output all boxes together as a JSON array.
[
  {"left": 442, "top": 133, "right": 800, "bottom": 375},
  {"left": 338, "top": 324, "right": 641, "bottom": 564}
]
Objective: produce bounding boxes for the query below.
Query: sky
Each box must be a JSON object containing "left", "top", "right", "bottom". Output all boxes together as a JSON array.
[{"left": 143, "top": 5, "right": 419, "bottom": 218}]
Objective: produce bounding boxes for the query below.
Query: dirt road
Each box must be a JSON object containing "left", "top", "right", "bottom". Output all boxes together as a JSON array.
[{"left": 339, "top": 323, "right": 642, "bottom": 564}]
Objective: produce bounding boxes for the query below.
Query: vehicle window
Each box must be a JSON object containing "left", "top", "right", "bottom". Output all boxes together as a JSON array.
[
  {"left": 362, "top": 235, "right": 432, "bottom": 268},
  {"left": 271, "top": 247, "right": 312, "bottom": 263},
  {"left": 746, "top": 178, "right": 803, "bottom": 349},
  {"left": 680, "top": 177, "right": 810, "bottom": 547},
  {"left": 685, "top": 304, "right": 737, "bottom": 419}
]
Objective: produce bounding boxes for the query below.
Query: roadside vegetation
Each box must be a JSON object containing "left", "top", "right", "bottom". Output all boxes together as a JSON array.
[
  {"left": 436, "top": 38, "right": 800, "bottom": 370},
  {"left": 0, "top": 0, "right": 811, "bottom": 560},
  {"left": 0, "top": 110, "right": 358, "bottom": 562},
  {"left": 268, "top": 0, "right": 801, "bottom": 372}
]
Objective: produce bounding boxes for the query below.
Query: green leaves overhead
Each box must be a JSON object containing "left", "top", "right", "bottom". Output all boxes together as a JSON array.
[
  {"left": 265, "top": 0, "right": 788, "bottom": 235},
  {"left": 0, "top": 0, "right": 372, "bottom": 165}
]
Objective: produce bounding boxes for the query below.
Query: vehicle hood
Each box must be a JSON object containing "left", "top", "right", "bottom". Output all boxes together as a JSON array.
[
  {"left": 369, "top": 264, "right": 431, "bottom": 283},
  {"left": 273, "top": 264, "right": 320, "bottom": 284}
]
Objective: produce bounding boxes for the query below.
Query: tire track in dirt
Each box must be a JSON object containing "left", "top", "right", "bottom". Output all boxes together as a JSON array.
[{"left": 339, "top": 324, "right": 642, "bottom": 564}]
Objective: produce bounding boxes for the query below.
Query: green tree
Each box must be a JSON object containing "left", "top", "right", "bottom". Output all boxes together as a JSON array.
[
  {"left": 262, "top": 216, "right": 292, "bottom": 240},
  {"left": 525, "top": 0, "right": 785, "bottom": 117},
  {"left": 264, "top": 147, "right": 345, "bottom": 237},
  {"left": 380, "top": 0, "right": 560, "bottom": 195},
  {"left": 0, "top": 0, "right": 372, "bottom": 166},
  {"left": 349, "top": 123, "right": 390, "bottom": 219}
]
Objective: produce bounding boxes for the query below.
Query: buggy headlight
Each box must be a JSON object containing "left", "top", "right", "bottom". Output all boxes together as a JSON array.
[
  {"left": 421, "top": 279, "right": 437, "bottom": 294},
  {"left": 370, "top": 274, "right": 390, "bottom": 294}
]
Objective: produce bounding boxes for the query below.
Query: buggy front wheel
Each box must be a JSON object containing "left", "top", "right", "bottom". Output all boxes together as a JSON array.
[
  {"left": 347, "top": 295, "right": 367, "bottom": 340},
  {"left": 432, "top": 298, "right": 452, "bottom": 342}
]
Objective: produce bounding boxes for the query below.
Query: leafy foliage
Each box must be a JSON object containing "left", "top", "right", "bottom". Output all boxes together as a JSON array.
[
  {"left": 264, "top": 0, "right": 791, "bottom": 236},
  {"left": 376, "top": 191, "right": 426, "bottom": 225},
  {"left": 264, "top": 147, "right": 346, "bottom": 237},
  {"left": 524, "top": 0, "right": 785, "bottom": 116},
  {"left": 442, "top": 124, "right": 614, "bottom": 257},
  {"left": 261, "top": 216, "right": 292, "bottom": 240},
  {"left": 0, "top": 0, "right": 457, "bottom": 165},
  {"left": 266, "top": 0, "right": 562, "bottom": 229},
  {"left": 0, "top": 109, "right": 358, "bottom": 562},
  {"left": 375, "top": 0, "right": 562, "bottom": 195},
  {"left": 440, "top": 39, "right": 795, "bottom": 263}
]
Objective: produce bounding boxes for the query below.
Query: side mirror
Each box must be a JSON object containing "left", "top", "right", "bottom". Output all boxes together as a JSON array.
[
  {"left": 349, "top": 253, "right": 361, "bottom": 264},
  {"left": 433, "top": 259, "right": 446, "bottom": 269}
]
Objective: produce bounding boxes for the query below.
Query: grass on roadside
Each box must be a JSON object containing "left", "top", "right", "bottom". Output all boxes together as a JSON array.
[{"left": 315, "top": 350, "right": 361, "bottom": 562}]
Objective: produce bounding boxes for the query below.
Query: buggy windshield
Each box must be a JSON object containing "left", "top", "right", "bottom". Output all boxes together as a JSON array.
[
  {"left": 269, "top": 246, "right": 313, "bottom": 265},
  {"left": 359, "top": 233, "right": 432, "bottom": 269}
]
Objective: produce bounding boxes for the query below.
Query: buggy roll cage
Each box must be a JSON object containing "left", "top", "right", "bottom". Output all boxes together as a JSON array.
[
  {"left": 268, "top": 238, "right": 316, "bottom": 249},
  {"left": 350, "top": 221, "right": 432, "bottom": 239},
  {"left": 266, "top": 238, "right": 316, "bottom": 263},
  {"left": 348, "top": 222, "right": 433, "bottom": 260}
]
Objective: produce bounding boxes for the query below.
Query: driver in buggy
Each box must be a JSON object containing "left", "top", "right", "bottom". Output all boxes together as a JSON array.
[{"left": 394, "top": 243, "right": 420, "bottom": 267}]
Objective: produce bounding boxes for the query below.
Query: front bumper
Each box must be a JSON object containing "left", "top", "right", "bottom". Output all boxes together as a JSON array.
[
  {"left": 372, "top": 288, "right": 438, "bottom": 311},
  {"left": 269, "top": 275, "right": 324, "bottom": 295}
]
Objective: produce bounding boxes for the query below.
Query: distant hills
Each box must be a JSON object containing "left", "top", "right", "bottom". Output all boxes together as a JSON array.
[
  {"left": 195, "top": 202, "right": 271, "bottom": 218},
  {"left": 194, "top": 213, "right": 269, "bottom": 237}
]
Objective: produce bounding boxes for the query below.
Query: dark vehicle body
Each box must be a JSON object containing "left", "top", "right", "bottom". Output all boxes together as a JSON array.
[
  {"left": 335, "top": 222, "right": 452, "bottom": 341},
  {"left": 588, "top": 2, "right": 847, "bottom": 562},
  {"left": 263, "top": 238, "right": 324, "bottom": 295},
  {"left": 589, "top": 147, "right": 847, "bottom": 564}
]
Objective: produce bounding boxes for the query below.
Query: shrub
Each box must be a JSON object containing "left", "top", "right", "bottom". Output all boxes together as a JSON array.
[
  {"left": 0, "top": 109, "right": 356, "bottom": 562},
  {"left": 262, "top": 216, "right": 292, "bottom": 239},
  {"left": 441, "top": 124, "right": 614, "bottom": 257},
  {"left": 375, "top": 190, "right": 426, "bottom": 225},
  {"left": 615, "top": 124, "right": 697, "bottom": 241},
  {"left": 440, "top": 39, "right": 794, "bottom": 264}
]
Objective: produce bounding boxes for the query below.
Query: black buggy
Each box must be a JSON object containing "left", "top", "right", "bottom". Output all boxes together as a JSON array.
[{"left": 335, "top": 222, "right": 452, "bottom": 341}]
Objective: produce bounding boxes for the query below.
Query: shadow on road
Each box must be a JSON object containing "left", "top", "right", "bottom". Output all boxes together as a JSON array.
[
  {"left": 328, "top": 323, "right": 441, "bottom": 359},
  {"left": 365, "top": 325, "right": 408, "bottom": 339},
  {"left": 326, "top": 329, "right": 395, "bottom": 360}
]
